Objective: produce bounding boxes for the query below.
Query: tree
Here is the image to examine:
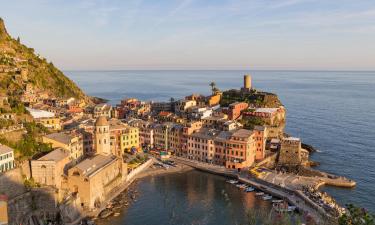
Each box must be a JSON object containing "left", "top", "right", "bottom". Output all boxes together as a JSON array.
[
  {"left": 339, "top": 204, "right": 374, "bottom": 225},
  {"left": 209, "top": 81, "right": 216, "bottom": 95}
]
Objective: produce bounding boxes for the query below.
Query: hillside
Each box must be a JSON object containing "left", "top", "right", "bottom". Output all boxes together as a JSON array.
[{"left": 0, "top": 18, "right": 88, "bottom": 102}]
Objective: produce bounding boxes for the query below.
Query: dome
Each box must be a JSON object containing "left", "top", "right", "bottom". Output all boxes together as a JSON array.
[{"left": 95, "top": 116, "right": 108, "bottom": 126}]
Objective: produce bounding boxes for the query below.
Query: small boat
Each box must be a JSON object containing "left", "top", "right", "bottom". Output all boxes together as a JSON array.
[
  {"left": 227, "top": 179, "right": 238, "bottom": 184},
  {"left": 273, "top": 202, "right": 296, "bottom": 213},
  {"left": 245, "top": 187, "right": 255, "bottom": 192},
  {"left": 255, "top": 192, "right": 264, "bottom": 196},
  {"left": 262, "top": 195, "right": 273, "bottom": 201},
  {"left": 114, "top": 212, "right": 120, "bottom": 217},
  {"left": 272, "top": 199, "right": 283, "bottom": 203},
  {"left": 237, "top": 184, "right": 247, "bottom": 189}
]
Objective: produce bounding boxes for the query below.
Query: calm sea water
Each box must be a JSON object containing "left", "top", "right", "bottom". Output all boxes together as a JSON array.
[
  {"left": 96, "top": 170, "right": 273, "bottom": 225},
  {"left": 66, "top": 70, "right": 375, "bottom": 213}
]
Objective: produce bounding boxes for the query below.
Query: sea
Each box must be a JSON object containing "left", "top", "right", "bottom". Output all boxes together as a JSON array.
[{"left": 65, "top": 70, "right": 375, "bottom": 222}]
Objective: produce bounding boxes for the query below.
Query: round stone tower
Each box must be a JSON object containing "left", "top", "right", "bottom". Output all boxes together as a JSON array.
[
  {"left": 95, "top": 116, "right": 111, "bottom": 155},
  {"left": 244, "top": 74, "right": 252, "bottom": 90}
]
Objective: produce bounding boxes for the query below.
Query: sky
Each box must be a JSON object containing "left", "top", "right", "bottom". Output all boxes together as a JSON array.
[{"left": 1, "top": 0, "right": 375, "bottom": 70}]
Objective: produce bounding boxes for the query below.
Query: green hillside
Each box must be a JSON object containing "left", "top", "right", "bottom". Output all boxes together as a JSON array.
[{"left": 0, "top": 18, "right": 88, "bottom": 101}]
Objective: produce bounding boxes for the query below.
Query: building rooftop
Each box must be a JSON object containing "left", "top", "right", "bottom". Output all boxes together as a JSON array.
[
  {"left": 254, "top": 108, "right": 279, "bottom": 114},
  {"left": 108, "top": 118, "right": 127, "bottom": 130},
  {"left": 44, "top": 132, "right": 74, "bottom": 145},
  {"left": 26, "top": 107, "right": 55, "bottom": 119},
  {"left": 283, "top": 137, "right": 301, "bottom": 142},
  {"left": 74, "top": 154, "right": 117, "bottom": 178},
  {"left": 0, "top": 144, "right": 13, "bottom": 155},
  {"left": 231, "top": 129, "right": 253, "bottom": 138},
  {"left": 191, "top": 128, "right": 220, "bottom": 139},
  {"left": 38, "top": 148, "right": 69, "bottom": 162},
  {"left": 95, "top": 116, "right": 109, "bottom": 126}
]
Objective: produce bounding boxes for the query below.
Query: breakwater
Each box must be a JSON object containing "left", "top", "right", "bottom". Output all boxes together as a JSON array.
[{"left": 172, "top": 156, "right": 335, "bottom": 224}]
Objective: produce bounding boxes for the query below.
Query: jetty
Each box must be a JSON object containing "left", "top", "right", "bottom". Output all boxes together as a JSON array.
[{"left": 172, "top": 156, "right": 350, "bottom": 224}]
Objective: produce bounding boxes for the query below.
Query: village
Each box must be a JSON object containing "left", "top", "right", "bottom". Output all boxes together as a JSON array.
[{"left": 0, "top": 74, "right": 356, "bottom": 225}]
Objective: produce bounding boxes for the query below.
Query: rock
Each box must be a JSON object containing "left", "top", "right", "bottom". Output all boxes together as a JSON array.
[{"left": 99, "top": 209, "right": 113, "bottom": 219}]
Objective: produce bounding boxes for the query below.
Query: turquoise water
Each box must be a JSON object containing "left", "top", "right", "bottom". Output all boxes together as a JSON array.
[{"left": 66, "top": 70, "right": 375, "bottom": 212}]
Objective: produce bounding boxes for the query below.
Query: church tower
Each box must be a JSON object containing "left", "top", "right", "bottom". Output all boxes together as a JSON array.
[{"left": 95, "top": 116, "right": 111, "bottom": 155}]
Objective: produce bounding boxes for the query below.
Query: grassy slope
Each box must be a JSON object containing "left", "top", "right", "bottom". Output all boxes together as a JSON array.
[{"left": 0, "top": 18, "right": 88, "bottom": 101}]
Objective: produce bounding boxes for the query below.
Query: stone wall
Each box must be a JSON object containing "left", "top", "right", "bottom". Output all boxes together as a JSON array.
[
  {"left": 126, "top": 158, "right": 154, "bottom": 183},
  {"left": 8, "top": 188, "right": 58, "bottom": 225},
  {"left": 0, "top": 168, "right": 26, "bottom": 199}
]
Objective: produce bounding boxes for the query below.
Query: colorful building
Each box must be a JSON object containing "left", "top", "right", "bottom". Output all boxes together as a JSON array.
[
  {"left": 224, "top": 102, "right": 249, "bottom": 120},
  {"left": 43, "top": 132, "right": 84, "bottom": 164},
  {"left": 37, "top": 117, "right": 62, "bottom": 130},
  {"left": 0, "top": 144, "right": 14, "bottom": 173},
  {"left": 120, "top": 126, "right": 140, "bottom": 153}
]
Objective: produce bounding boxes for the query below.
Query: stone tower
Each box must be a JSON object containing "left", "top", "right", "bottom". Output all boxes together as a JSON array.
[
  {"left": 244, "top": 74, "right": 252, "bottom": 90},
  {"left": 95, "top": 116, "right": 111, "bottom": 155},
  {"left": 278, "top": 137, "right": 302, "bottom": 167},
  {"left": 241, "top": 74, "right": 252, "bottom": 92}
]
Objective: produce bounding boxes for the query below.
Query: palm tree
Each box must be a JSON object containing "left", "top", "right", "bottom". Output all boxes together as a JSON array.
[{"left": 209, "top": 82, "right": 216, "bottom": 95}]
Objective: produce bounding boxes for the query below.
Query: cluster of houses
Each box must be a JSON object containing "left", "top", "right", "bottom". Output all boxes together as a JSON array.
[{"left": 0, "top": 75, "right": 304, "bottom": 215}]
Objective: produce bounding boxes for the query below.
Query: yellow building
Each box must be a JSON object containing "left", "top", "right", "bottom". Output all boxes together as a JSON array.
[
  {"left": 42, "top": 132, "right": 84, "bottom": 164},
  {"left": 120, "top": 126, "right": 139, "bottom": 153},
  {"left": 37, "top": 117, "right": 62, "bottom": 131},
  {"left": 207, "top": 94, "right": 221, "bottom": 106},
  {"left": 0, "top": 195, "right": 8, "bottom": 225}
]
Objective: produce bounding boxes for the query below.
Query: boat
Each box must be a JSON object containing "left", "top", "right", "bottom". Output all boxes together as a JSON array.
[
  {"left": 273, "top": 202, "right": 297, "bottom": 213},
  {"left": 227, "top": 179, "right": 238, "bottom": 184},
  {"left": 255, "top": 192, "right": 264, "bottom": 196},
  {"left": 114, "top": 212, "right": 120, "bottom": 217},
  {"left": 272, "top": 199, "right": 283, "bottom": 203},
  {"left": 237, "top": 184, "right": 247, "bottom": 189},
  {"left": 262, "top": 195, "right": 272, "bottom": 200},
  {"left": 245, "top": 187, "right": 255, "bottom": 192}
]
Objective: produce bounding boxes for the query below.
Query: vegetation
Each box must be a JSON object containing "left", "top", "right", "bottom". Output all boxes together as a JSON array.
[
  {"left": 220, "top": 89, "right": 282, "bottom": 108},
  {"left": 0, "top": 17, "right": 88, "bottom": 101},
  {"left": 0, "top": 118, "right": 15, "bottom": 129},
  {"left": 0, "top": 121, "right": 52, "bottom": 161},
  {"left": 240, "top": 117, "right": 266, "bottom": 129},
  {"left": 339, "top": 204, "right": 375, "bottom": 225}
]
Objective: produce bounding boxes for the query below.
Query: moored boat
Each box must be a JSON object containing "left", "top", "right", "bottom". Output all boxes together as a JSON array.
[
  {"left": 255, "top": 192, "right": 264, "bottom": 196},
  {"left": 262, "top": 195, "right": 272, "bottom": 200},
  {"left": 273, "top": 201, "right": 296, "bottom": 213},
  {"left": 245, "top": 187, "right": 255, "bottom": 192}
]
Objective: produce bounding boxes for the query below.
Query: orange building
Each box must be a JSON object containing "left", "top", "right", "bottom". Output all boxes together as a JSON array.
[
  {"left": 207, "top": 94, "right": 221, "bottom": 106},
  {"left": 224, "top": 102, "right": 248, "bottom": 120},
  {"left": 225, "top": 129, "right": 256, "bottom": 170}
]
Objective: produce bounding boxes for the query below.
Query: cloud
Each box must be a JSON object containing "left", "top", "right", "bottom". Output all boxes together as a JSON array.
[{"left": 151, "top": 0, "right": 194, "bottom": 29}]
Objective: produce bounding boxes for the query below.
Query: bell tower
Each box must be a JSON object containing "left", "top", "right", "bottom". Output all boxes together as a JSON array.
[{"left": 95, "top": 116, "right": 111, "bottom": 155}]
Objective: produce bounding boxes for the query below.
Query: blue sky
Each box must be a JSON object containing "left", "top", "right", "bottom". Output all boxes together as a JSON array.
[{"left": 1, "top": 0, "right": 375, "bottom": 70}]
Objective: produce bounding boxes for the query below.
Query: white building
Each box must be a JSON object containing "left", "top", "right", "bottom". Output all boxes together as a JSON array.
[
  {"left": 0, "top": 144, "right": 15, "bottom": 173},
  {"left": 26, "top": 107, "right": 55, "bottom": 119}
]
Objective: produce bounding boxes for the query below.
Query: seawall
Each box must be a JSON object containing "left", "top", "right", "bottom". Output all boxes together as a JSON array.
[{"left": 173, "top": 156, "right": 334, "bottom": 224}]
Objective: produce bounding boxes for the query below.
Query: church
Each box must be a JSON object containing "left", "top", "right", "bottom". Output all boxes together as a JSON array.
[{"left": 67, "top": 116, "right": 127, "bottom": 209}]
